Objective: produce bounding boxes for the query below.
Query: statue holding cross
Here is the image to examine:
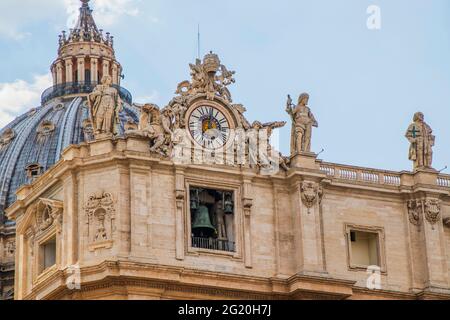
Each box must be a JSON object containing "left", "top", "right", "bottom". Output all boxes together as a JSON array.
[
  {"left": 405, "top": 112, "right": 435, "bottom": 170},
  {"left": 286, "top": 93, "right": 318, "bottom": 156}
]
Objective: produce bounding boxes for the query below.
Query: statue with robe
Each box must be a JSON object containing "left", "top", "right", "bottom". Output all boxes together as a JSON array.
[
  {"left": 286, "top": 93, "right": 318, "bottom": 155},
  {"left": 88, "top": 75, "right": 122, "bottom": 137},
  {"left": 405, "top": 112, "right": 435, "bottom": 170}
]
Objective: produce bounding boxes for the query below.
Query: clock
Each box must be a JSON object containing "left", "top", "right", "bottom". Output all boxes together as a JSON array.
[{"left": 188, "top": 105, "right": 231, "bottom": 149}]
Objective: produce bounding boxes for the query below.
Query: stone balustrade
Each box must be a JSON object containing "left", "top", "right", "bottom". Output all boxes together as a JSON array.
[
  {"left": 321, "top": 162, "right": 450, "bottom": 189},
  {"left": 320, "top": 163, "right": 401, "bottom": 187},
  {"left": 437, "top": 176, "right": 450, "bottom": 188}
]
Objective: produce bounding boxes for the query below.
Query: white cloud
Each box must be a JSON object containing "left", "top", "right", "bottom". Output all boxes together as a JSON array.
[
  {"left": 135, "top": 90, "right": 160, "bottom": 105},
  {"left": 64, "top": 0, "right": 140, "bottom": 29},
  {"left": 0, "top": 74, "right": 53, "bottom": 128},
  {"left": 0, "top": 0, "right": 141, "bottom": 40},
  {"left": 0, "top": 0, "right": 60, "bottom": 40}
]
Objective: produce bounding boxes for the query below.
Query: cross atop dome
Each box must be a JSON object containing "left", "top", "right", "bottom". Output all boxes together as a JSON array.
[
  {"left": 75, "top": 0, "right": 99, "bottom": 34},
  {"left": 49, "top": 0, "right": 125, "bottom": 99},
  {"left": 57, "top": 0, "right": 114, "bottom": 49}
]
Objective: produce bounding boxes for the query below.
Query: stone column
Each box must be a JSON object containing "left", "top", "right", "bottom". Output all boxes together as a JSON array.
[
  {"left": 129, "top": 164, "right": 153, "bottom": 255},
  {"left": 112, "top": 62, "right": 119, "bottom": 85},
  {"left": 77, "top": 56, "right": 85, "bottom": 83},
  {"left": 90, "top": 56, "right": 99, "bottom": 84},
  {"left": 51, "top": 66, "right": 57, "bottom": 86},
  {"left": 118, "top": 164, "right": 131, "bottom": 257},
  {"left": 291, "top": 176, "right": 327, "bottom": 276},
  {"left": 65, "top": 59, "right": 73, "bottom": 83},
  {"left": 242, "top": 178, "right": 254, "bottom": 268},
  {"left": 56, "top": 61, "right": 64, "bottom": 85},
  {"left": 62, "top": 171, "right": 78, "bottom": 266},
  {"left": 175, "top": 167, "right": 186, "bottom": 261},
  {"left": 102, "top": 59, "right": 110, "bottom": 79},
  {"left": 14, "top": 234, "right": 25, "bottom": 300},
  {"left": 405, "top": 178, "right": 449, "bottom": 296}
]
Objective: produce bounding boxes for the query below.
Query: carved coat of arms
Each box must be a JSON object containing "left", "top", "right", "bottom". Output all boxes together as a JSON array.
[
  {"left": 301, "top": 181, "right": 323, "bottom": 214},
  {"left": 424, "top": 199, "right": 441, "bottom": 228}
]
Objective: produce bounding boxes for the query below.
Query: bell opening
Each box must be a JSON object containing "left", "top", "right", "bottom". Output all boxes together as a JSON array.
[{"left": 189, "top": 186, "right": 236, "bottom": 253}]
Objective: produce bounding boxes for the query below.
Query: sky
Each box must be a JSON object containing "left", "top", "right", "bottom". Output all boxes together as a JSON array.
[{"left": 0, "top": 0, "right": 449, "bottom": 172}]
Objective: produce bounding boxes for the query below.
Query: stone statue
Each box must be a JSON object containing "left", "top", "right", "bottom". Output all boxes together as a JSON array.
[
  {"left": 233, "top": 104, "right": 251, "bottom": 130},
  {"left": 87, "top": 75, "right": 122, "bottom": 136},
  {"left": 131, "top": 104, "right": 173, "bottom": 156},
  {"left": 286, "top": 93, "right": 318, "bottom": 155},
  {"left": 176, "top": 52, "right": 236, "bottom": 102},
  {"left": 167, "top": 95, "right": 189, "bottom": 129},
  {"left": 405, "top": 112, "right": 435, "bottom": 170}
]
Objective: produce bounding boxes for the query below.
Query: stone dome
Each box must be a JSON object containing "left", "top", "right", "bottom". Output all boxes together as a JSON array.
[
  {"left": 0, "top": 95, "right": 138, "bottom": 224},
  {"left": 0, "top": 0, "right": 137, "bottom": 224}
]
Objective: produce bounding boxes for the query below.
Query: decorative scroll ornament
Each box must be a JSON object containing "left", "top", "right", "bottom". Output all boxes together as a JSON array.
[
  {"left": 0, "top": 128, "right": 15, "bottom": 151},
  {"left": 175, "top": 52, "right": 236, "bottom": 102},
  {"left": 407, "top": 199, "right": 423, "bottom": 226},
  {"left": 424, "top": 198, "right": 441, "bottom": 229},
  {"left": 301, "top": 181, "right": 323, "bottom": 214},
  {"left": 35, "top": 198, "right": 64, "bottom": 233},
  {"left": 126, "top": 103, "right": 174, "bottom": 157},
  {"left": 84, "top": 192, "right": 116, "bottom": 245}
]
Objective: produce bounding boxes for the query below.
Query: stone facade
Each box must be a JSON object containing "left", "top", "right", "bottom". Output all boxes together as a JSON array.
[
  {"left": 5, "top": 133, "right": 450, "bottom": 300},
  {"left": 2, "top": 0, "right": 450, "bottom": 301}
]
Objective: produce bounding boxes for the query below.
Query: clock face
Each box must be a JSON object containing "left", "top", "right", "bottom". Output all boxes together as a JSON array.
[{"left": 188, "top": 105, "right": 231, "bottom": 149}]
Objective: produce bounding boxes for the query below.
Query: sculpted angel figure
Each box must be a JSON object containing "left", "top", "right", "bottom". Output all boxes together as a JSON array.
[
  {"left": 168, "top": 95, "right": 189, "bottom": 129},
  {"left": 175, "top": 53, "right": 236, "bottom": 102},
  {"left": 127, "top": 103, "right": 173, "bottom": 156},
  {"left": 88, "top": 75, "right": 122, "bottom": 136},
  {"left": 286, "top": 93, "right": 318, "bottom": 155},
  {"left": 405, "top": 112, "right": 435, "bottom": 170},
  {"left": 233, "top": 104, "right": 251, "bottom": 130},
  {"left": 262, "top": 121, "right": 288, "bottom": 172}
]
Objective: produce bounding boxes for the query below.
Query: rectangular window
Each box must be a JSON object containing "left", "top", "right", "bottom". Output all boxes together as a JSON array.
[
  {"left": 349, "top": 231, "right": 380, "bottom": 267},
  {"left": 189, "top": 186, "right": 236, "bottom": 253},
  {"left": 39, "top": 237, "right": 56, "bottom": 274}
]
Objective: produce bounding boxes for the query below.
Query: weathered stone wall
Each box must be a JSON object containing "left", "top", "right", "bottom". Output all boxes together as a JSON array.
[{"left": 7, "top": 139, "right": 450, "bottom": 300}]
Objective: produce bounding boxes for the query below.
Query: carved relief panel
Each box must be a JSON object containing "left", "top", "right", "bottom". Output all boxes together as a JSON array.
[{"left": 84, "top": 192, "right": 116, "bottom": 251}]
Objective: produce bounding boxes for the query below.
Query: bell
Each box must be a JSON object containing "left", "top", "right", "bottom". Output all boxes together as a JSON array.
[{"left": 192, "top": 205, "right": 216, "bottom": 238}]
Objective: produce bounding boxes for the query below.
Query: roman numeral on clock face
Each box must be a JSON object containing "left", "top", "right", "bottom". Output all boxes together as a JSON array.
[{"left": 188, "top": 105, "right": 231, "bottom": 149}]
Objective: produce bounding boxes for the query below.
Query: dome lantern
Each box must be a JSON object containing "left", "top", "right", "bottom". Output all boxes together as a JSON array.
[{"left": 45, "top": 0, "right": 128, "bottom": 105}]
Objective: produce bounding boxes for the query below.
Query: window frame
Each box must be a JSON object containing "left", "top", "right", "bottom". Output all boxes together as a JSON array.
[
  {"left": 344, "top": 223, "right": 387, "bottom": 274},
  {"left": 185, "top": 178, "right": 243, "bottom": 259},
  {"left": 34, "top": 224, "right": 60, "bottom": 283}
]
